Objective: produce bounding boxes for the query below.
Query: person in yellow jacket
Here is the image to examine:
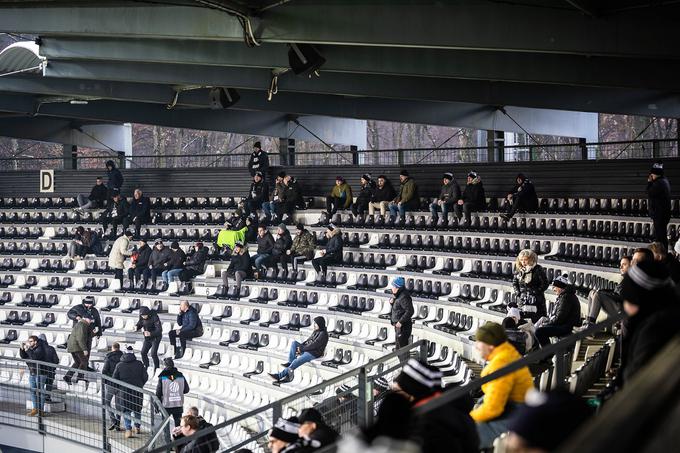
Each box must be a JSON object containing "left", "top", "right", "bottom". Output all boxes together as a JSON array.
[
  {"left": 470, "top": 322, "right": 534, "bottom": 449},
  {"left": 216, "top": 219, "right": 248, "bottom": 251},
  {"left": 325, "top": 176, "right": 353, "bottom": 217}
]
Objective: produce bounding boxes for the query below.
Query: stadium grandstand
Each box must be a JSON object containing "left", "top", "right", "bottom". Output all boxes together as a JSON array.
[{"left": 0, "top": 1, "right": 679, "bottom": 453}]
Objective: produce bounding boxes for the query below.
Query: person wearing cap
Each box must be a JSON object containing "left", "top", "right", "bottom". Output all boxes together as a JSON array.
[
  {"left": 135, "top": 306, "right": 163, "bottom": 371},
  {"left": 649, "top": 241, "right": 680, "bottom": 284},
  {"left": 252, "top": 225, "right": 275, "bottom": 277},
  {"left": 75, "top": 176, "right": 108, "bottom": 212},
  {"left": 128, "top": 238, "right": 152, "bottom": 286},
  {"left": 68, "top": 295, "right": 102, "bottom": 336},
  {"left": 389, "top": 170, "right": 419, "bottom": 219},
  {"left": 222, "top": 240, "right": 252, "bottom": 290},
  {"left": 647, "top": 161, "right": 672, "bottom": 250},
  {"left": 457, "top": 171, "right": 486, "bottom": 222},
  {"left": 101, "top": 189, "right": 130, "bottom": 238},
  {"left": 534, "top": 274, "right": 581, "bottom": 348},
  {"left": 145, "top": 240, "right": 173, "bottom": 284},
  {"left": 248, "top": 140, "right": 269, "bottom": 177},
  {"left": 112, "top": 345, "right": 148, "bottom": 438},
  {"left": 389, "top": 276, "right": 414, "bottom": 350},
  {"left": 269, "top": 316, "right": 328, "bottom": 383},
  {"left": 268, "top": 417, "right": 301, "bottom": 453},
  {"left": 64, "top": 316, "right": 93, "bottom": 385},
  {"left": 246, "top": 171, "right": 269, "bottom": 218},
  {"left": 501, "top": 173, "right": 538, "bottom": 221},
  {"left": 369, "top": 175, "right": 397, "bottom": 216},
  {"left": 281, "top": 223, "right": 316, "bottom": 273},
  {"left": 268, "top": 223, "right": 293, "bottom": 272},
  {"left": 471, "top": 322, "right": 534, "bottom": 449},
  {"left": 216, "top": 220, "right": 248, "bottom": 251},
  {"left": 352, "top": 174, "right": 376, "bottom": 217},
  {"left": 156, "top": 357, "right": 190, "bottom": 427},
  {"left": 105, "top": 160, "right": 124, "bottom": 196},
  {"left": 108, "top": 230, "right": 134, "bottom": 286},
  {"left": 429, "top": 171, "right": 461, "bottom": 225},
  {"left": 326, "top": 176, "right": 354, "bottom": 217},
  {"left": 512, "top": 249, "right": 549, "bottom": 323},
  {"left": 124, "top": 188, "right": 151, "bottom": 238},
  {"left": 169, "top": 301, "right": 204, "bottom": 359},
  {"left": 277, "top": 174, "right": 302, "bottom": 222},
  {"left": 311, "top": 224, "right": 343, "bottom": 276},
  {"left": 263, "top": 171, "right": 287, "bottom": 221},
  {"left": 102, "top": 342, "right": 123, "bottom": 431},
  {"left": 297, "top": 408, "right": 339, "bottom": 448},
  {"left": 180, "top": 242, "right": 209, "bottom": 282},
  {"left": 579, "top": 255, "right": 630, "bottom": 331},
  {"left": 162, "top": 241, "right": 187, "bottom": 284}
]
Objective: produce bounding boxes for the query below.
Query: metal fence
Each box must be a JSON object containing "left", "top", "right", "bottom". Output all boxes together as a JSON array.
[{"left": 0, "top": 355, "right": 171, "bottom": 453}]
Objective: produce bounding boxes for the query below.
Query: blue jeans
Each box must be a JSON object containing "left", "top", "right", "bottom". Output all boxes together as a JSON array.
[
  {"left": 162, "top": 268, "right": 183, "bottom": 284},
  {"left": 262, "top": 201, "right": 278, "bottom": 218},
  {"left": 429, "top": 201, "right": 452, "bottom": 220},
  {"left": 278, "top": 341, "right": 316, "bottom": 378},
  {"left": 476, "top": 402, "right": 521, "bottom": 449},
  {"left": 253, "top": 253, "right": 270, "bottom": 272},
  {"left": 29, "top": 374, "right": 46, "bottom": 411},
  {"left": 388, "top": 202, "right": 406, "bottom": 218},
  {"left": 123, "top": 410, "right": 141, "bottom": 430}
]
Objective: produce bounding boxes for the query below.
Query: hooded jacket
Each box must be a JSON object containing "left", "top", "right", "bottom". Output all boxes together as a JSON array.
[
  {"left": 438, "top": 180, "right": 461, "bottom": 203},
  {"left": 390, "top": 287, "right": 415, "bottom": 326},
  {"left": 227, "top": 250, "right": 252, "bottom": 275},
  {"left": 88, "top": 183, "right": 108, "bottom": 208},
  {"left": 156, "top": 367, "right": 190, "bottom": 408},
  {"left": 272, "top": 230, "right": 293, "bottom": 256},
  {"left": 216, "top": 226, "right": 248, "bottom": 249},
  {"left": 185, "top": 246, "right": 209, "bottom": 273},
  {"left": 647, "top": 176, "right": 672, "bottom": 220},
  {"left": 462, "top": 177, "right": 486, "bottom": 209},
  {"left": 395, "top": 178, "right": 418, "bottom": 206},
  {"left": 546, "top": 287, "right": 581, "bottom": 328},
  {"left": 106, "top": 160, "right": 124, "bottom": 191},
  {"left": 248, "top": 179, "right": 269, "bottom": 204},
  {"left": 149, "top": 246, "right": 173, "bottom": 269},
  {"left": 102, "top": 349, "right": 124, "bottom": 377},
  {"left": 508, "top": 175, "right": 538, "bottom": 211},
  {"left": 324, "top": 230, "right": 344, "bottom": 259},
  {"left": 256, "top": 231, "right": 275, "bottom": 254},
  {"left": 248, "top": 149, "right": 269, "bottom": 175},
  {"left": 67, "top": 320, "right": 92, "bottom": 353},
  {"left": 128, "top": 195, "right": 151, "bottom": 221},
  {"left": 291, "top": 230, "right": 316, "bottom": 259},
  {"left": 136, "top": 310, "right": 163, "bottom": 339},
  {"left": 167, "top": 247, "right": 187, "bottom": 270},
  {"left": 113, "top": 352, "right": 148, "bottom": 413},
  {"left": 134, "top": 244, "right": 153, "bottom": 268},
  {"left": 108, "top": 235, "right": 133, "bottom": 270},
  {"left": 19, "top": 338, "right": 49, "bottom": 375},
  {"left": 356, "top": 181, "right": 377, "bottom": 206},
  {"left": 301, "top": 317, "right": 329, "bottom": 358}
]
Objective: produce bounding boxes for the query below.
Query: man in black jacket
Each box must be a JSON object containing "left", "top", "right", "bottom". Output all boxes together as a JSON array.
[
  {"left": 128, "top": 239, "right": 152, "bottom": 285},
  {"left": 246, "top": 171, "right": 269, "bottom": 218},
  {"left": 180, "top": 242, "right": 209, "bottom": 282},
  {"left": 113, "top": 346, "right": 148, "bottom": 438},
  {"left": 268, "top": 223, "right": 293, "bottom": 272},
  {"left": 269, "top": 316, "right": 328, "bottom": 384},
  {"left": 145, "top": 240, "right": 172, "bottom": 284},
  {"left": 76, "top": 176, "right": 108, "bottom": 211},
  {"left": 20, "top": 335, "right": 49, "bottom": 416},
  {"left": 248, "top": 141, "right": 269, "bottom": 176},
  {"left": 102, "top": 342, "right": 123, "bottom": 431},
  {"left": 68, "top": 295, "right": 102, "bottom": 337},
  {"left": 535, "top": 275, "right": 581, "bottom": 347},
  {"left": 502, "top": 173, "right": 538, "bottom": 221},
  {"left": 389, "top": 277, "right": 414, "bottom": 349},
  {"left": 221, "top": 241, "right": 252, "bottom": 290},
  {"left": 647, "top": 161, "right": 672, "bottom": 250},
  {"left": 369, "top": 175, "right": 396, "bottom": 216},
  {"left": 252, "top": 225, "right": 275, "bottom": 276},
  {"left": 311, "top": 224, "right": 343, "bottom": 276},
  {"left": 277, "top": 174, "right": 302, "bottom": 222},
  {"left": 169, "top": 301, "right": 203, "bottom": 359},
  {"left": 136, "top": 306, "right": 163, "bottom": 371},
  {"left": 457, "top": 171, "right": 486, "bottom": 222},
  {"left": 125, "top": 189, "right": 151, "bottom": 238},
  {"left": 352, "top": 174, "right": 376, "bottom": 217},
  {"left": 101, "top": 189, "right": 130, "bottom": 238},
  {"left": 38, "top": 333, "right": 59, "bottom": 402},
  {"left": 106, "top": 160, "right": 124, "bottom": 197},
  {"left": 162, "top": 241, "right": 187, "bottom": 284},
  {"left": 430, "top": 172, "right": 461, "bottom": 225}
]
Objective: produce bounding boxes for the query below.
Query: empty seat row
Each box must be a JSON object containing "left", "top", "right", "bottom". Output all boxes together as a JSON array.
[
  {"left": 340, "top": 252, "right": 396, "bottom": 269},
  {"left": 0, "top": 241, "right": 67, "bottom": 256},
  {"left": 545, "top": 243, "right": 630, "bottom": 268},
  {"left": 461, "top": 260, "right": 514, "bottom": 281},
  {"left": 374, "top": 234, "right": 550, "bottom": 256},
  {"left": 36, "top": 258, "right": 75, "bottom": 273},
  {"left": 117, "top": 279, "right": 169, "bottom": 295},
  {"left": 0, "top": 227, "right": 43, "bottom": 239},
  {"left": 330, "top": 295, "right": 376, "bottom": 315}
]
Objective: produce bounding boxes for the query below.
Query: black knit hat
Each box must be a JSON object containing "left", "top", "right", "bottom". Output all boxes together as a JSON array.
[
  {"left": 254, "top": 171, "right": 263, "bottom": 177},
  {"left": 443, "top": 172, "right": 453, "bottom": 181},
  {"left": 270, "top": 417, "right": 300, "bottom": 443},
  {"left": 650, "top": 161, "right": 664, "bottom": 176},
  {"left": 395, "top": 359, "right": 442, "bottom": 400},
  {"left": 551, "top": 274, "right": 570, "bottom": 289},
  {"left": 254, "top": 141, "right": 261, "bottom": 149},
  {"left": 170, "top": 241, "right": 180, "bottom": 250},
  {"left": 468, "top": 171, "right": 478, "bottom": 179},
  {"left": 296, "top": 222, "right": 305, "bottom": 231},
  {"left": 277, "top": 171, "right": 287, "bottom": 178},
  {"left": 139, "top": 306, "right": 150, "bottom": 316},
  {"left": 400, "top": 169, "right": 409, "bottom": 177},
  {"left": 83, "top": 296, "right": 95, "bottom": 305},
  {"left": 298, "top": 408, "right": 325, "bottom": 426},
  {"left": 620, "top": 261, "right": 673, "bottom": 306},
  {"left": 361, "top": 173, "right": 372, "bottom": 182}
]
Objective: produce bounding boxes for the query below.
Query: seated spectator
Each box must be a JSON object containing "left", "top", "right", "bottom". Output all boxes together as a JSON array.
[
  {"left": 352, "top": 174, "right": 376, "bottom": 217},
  {"left": 221, "top": 241, "right": 252, "bottom": 290},
  {"left": 68, "top": 227, "right": 103, "bottom": 259},
  {"left": 457, "top": 171, "right": 486, "bottom": 222},
  {"left": 471, "top": 322, "right": 534, "bottom": 449},
  {"left": 263, "top": 172, "right": 286, "bottom": 221},
  {"left": 534, "top": 275, "right": 581, "bottom": 348},
  {"left": 389, "top": 170, "right": 419, "bottom": 219},
  {"left": 248, "top": 141, "right": 269, "bottom": 176},
  {"left": 146, "top": 240, "right": 172, "bottom": 284},
  {"left": 369, "top": 175, "right": 396, "bottom": 217},
  {"left": 127, "top": 238, "right": 152, "bottom": 285},
  {"left": 252, "top": 225, "right": 275, "bottom": 277},
  {"left": 101, "top": 189, "right": 129, "bottom": 238},
  {"left": 162, "top": 241, "right": 187, "bottom": 284},
  {"left": 126, "top": 189, "right": 151, "bottom": 238},
  {"left": 112, "top": 346, "right": 148, "bottom": 439},
  {"left": 501, "top": 173, "right": 538, "bottom": 221},
  {"left": 108, "top": 230, "right": 134, "bottom": 287},
  {"left": 298, "top": 408, "right": 339, "bottom": 448},
  {"left": 216, "top": 219, "right": 248, "bottom": 252},
  {"left": 429, "top": 172, "right": 461, "bottom": 225},
  {"left": 20, "top": 335, "right": 49, "bottom": 417},
  {"left": 650, "top": 241, "right": 680, "bottom": 284},
  {"left": 312, "top": 224, "right": 343, "bottom": 277},
  {"left": 326, "top": 176, "right": 353, "bottom": 217},
  {"left": 169, "top": 301, "right": 203, "bottom": 359},
  {"left": 82, "top": 227, "right": 103, "bottom": 256},
  {"left": 579, "top": 256, "right": 630, "bottom": 330},
  {"left": 180, "top": 242, "right": 209, "bottom": 282},
  {"left": 632, "top": 246, "right": 654, "bottom": 265},
  {"left": 246, "top": 171, "right": 268, "bottom": 218},
  {"left": 276, "top": 174, "right": 302, "bottom": 223},
  {"left": 269, "top": 316, "right": 328, "bottom": 383},
  {"left": 268, "top": 223, "right": 293, "bottom": 272},
  {"left": 172, "top": 406, "right": 220, "bottom": 453},
  {"left": 502, "top": 317, "right": 533, "bottom": 355},
  {"left": 75, "top": 176, "right": 108, "bottom": 212},
  {"left": 268, "top": 417, "right": 301, "bottom": 453},
  {"left": 105, "top": 160, "right": 124, "bottom": 197},
  {"left": 281, "top": 223, "right": 316, "bottom": 273},
  {"left": 512, "top": 249, "right": 549, "bottom": 323}
]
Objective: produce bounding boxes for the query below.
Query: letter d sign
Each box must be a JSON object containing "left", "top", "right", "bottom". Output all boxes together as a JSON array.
[{"left": 40, "top": 170, "right": 54, "bottom": 193}]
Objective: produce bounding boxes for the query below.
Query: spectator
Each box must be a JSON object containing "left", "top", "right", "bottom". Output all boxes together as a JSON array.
[
  {"left": 263, "top": 171, "right": 286, "bottom": 221},
  {"left": 248, "top": 141, "right": 269, "bottom": 177},
  {"left": 326, "top": 176, "right": 353, "bottom": 217},
  {"left": 502, "top": 317, "right": 533, "bottom": 355},
  {"left": 369, "top": 175, "right": 396, "bottom": 217},
  {"left": 281, "top": 223, "right": 316, "bottom": 273},
  {"left": 172, "top": 407, "right": 220, "bottom": 453},
  {"left": 372, "top": 377, "right": 390, "bottom": 415},
  {"left": 126, "top": 188, "right": 151, "bottom": 237},
  {"left": 429, "top": 172, "right": 461, "bottom": 225},
  {"left": 352, "top": 174, "right": 376, "bottom": 217},
  {"left": 298, "top": 408, "right": 339, "bottom": 448},
  {"left": 579, "top": 256, "right": 630, "bottom": 330},
  {"left": 20, "top": 335, "right": 49, "bottom": 417},
  {"left": 67, "top": 295, "right": 102, "bottom": 338},
  {"left": 102, "top": 342, "right": 123, "bottom": 431},
  {"left": 268, "top": 223, "right": 293, "bottom": 272},
  {"left": 64, "top": 317, "right": 92, "bottom": 385},
  {"left": 136, "top": 306, "right": 163, "bottom": 371},
  {"left": 175, "top": 414, "right": 218, "bottom": 453},
  {"left": 512, "top": 249, "right": 549, "bottom": 323},
  {"left": 180, "top": 242, "right": 209, "bottom": 282},
  {"left": 277, "top": 175, "right": 302, "bottom": 223},
  {"left": 269, "top": 316, "right": 328, "bottom": 384},
  {"left": 39, "top": 333, "right": 59, "bottom": 403},
  {"left": 245, "top": 171, "right": 268, "bottom": 218},
  {"left": 216, "top": 219, "right": 248, "bottom": 252},
  {"left": 471, "top": 322, "right": 534, "bottom": 449},
  {"left": 81, "top": 227, "right": 103, "bottom": 256},
  {"left": 101, "top": 189, "right": 129, "bottom": 238},
  {"left": 75, "top": 176, "right": 108, "bottom": 212},
  {"left": 311, "top": 224, "right": 343, "bottom": 277},
  {"left": 457, "top": 171, "right": 486, "bottom": 222},
  {"left": 146, "top": 240, "right": 172, "bottom": 284},
  {"left": 128, "top": 238, "right": 152, "bottom": 286},
  {"left": 67, "top": 226, "right": 87, "bottom": 259},
  {"left": 647, "top": 161, "right": 672, "bottom": 250},
  {"left": 162, "top": 241, "right": 187, "bottom": 284},
  {"left": 221, "top": 241, "right": 252, "bottom": 291},
  {"left": 649, "top": 241, "right": 680, "bottom": 284},
  {"left": 501, "top": 173, "right": 538, "bottom": 221},
  {"left": 108, "top": 230, "right": 134, "bottom": 287},
  {"left": 169, "top": 301, "right": 204, "bottom": 359},
  {"left": 268, "top": 417, "right": 301, "bottom": 453},
  {"left": 113, "top": 346, "right": 148, "bottom": 439},
  {"left": 389, "top": 277, "right": 414, "bottom": 349},
  {"left": 534, "top": 275, "right": 581, "bottom": 348},
  {"left": 253, "top": 225, "right": 275, "bottom": 277},
  {"left": 156, "top": 358, "right": 190, "bottom": 427},
  {"left": 389, "top": 170, "right": 419, "bottom": 219},
  {"left": 632, "top": 246, "right": 654, "bottom": 265},
  {"left": 105, "top": 160, "right": 124, "bottom": 196}
]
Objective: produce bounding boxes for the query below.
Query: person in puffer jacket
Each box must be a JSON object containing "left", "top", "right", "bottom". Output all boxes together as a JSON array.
[
  {"left": 311, "top": 224, "right": 343, "bottom": 276},
  {"left": 512, "top": 249, "right": 549, "bottom": 323},
  {"left": 457, "top": 171, "right": 486, "bottom": 222},
  {"left": 135, "top": 306, "right": 163, "bottom": 370},
  {"left": 268, "top": 223, "right": 293, "bottom": 272},
  {"left": 502, "top": 173, "right": 538, "bottom": 221},
  {"left": 535, "top": 275, "right": 581, "bottom": 347},
  {"left": 429, "top": 172, "right": 461, "bottom": 224},
  {"left": 281, "top": 223, "right": 316, "bottom": 272},
  {"left": 389, "top": 170, "right": 419, "bottom": 219},
  {"left": 326, "top": 176, "right": 353, "bottom": 217},
  {"left": 352, "top": 174, "right": 376, "bottom": 216},
  {"left": 269, "top": 316, "right": 328, "bottom": 383},
  {"left": 246, "top": 171, "right": 269, "bottom": 217}
]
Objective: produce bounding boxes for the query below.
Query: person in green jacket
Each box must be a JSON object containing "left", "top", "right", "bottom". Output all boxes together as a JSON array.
[
  {"left": 64, "top": 317, "right": 93, "bottom": 385},
  {"left": 325, "top": 176, "right": 353, "bottom": 217},
  {"left": 216, "top": 219, "right": 248, "bottom": 251},
  {"left": 389, "top": 170, "right": 419, "bottom": 219}
]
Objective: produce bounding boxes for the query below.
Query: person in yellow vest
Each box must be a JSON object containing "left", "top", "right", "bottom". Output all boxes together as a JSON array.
[{"left": 470, "top": 322, "right": 534, "bottom": 449}]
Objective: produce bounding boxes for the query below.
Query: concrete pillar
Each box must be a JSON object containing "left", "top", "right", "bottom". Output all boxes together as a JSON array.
[
  {"left": 579, "top": 138, "right": 588, "bottom": 160},
  {"left": 487, "top": 130, "right": 505, "bottom": 162},
  {"left": 62, "top": 144, "right": 77, "bottom": 170},
  {"left": 278, "top": 138, "right": 295, "bottom": 166}
]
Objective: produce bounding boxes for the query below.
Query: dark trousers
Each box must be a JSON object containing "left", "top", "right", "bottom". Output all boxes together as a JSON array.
[
  {"left": 102, "top": 214, "right": 126, "bottom": 236},
  {"left": 275, "top": 201, "right": 296, "bottom": 218},
  {"left": 535, "top": 325, "right": 573, "bottom": 347},
  {"left": 124, "top": 216, "right": 146, "bottom": 237},
  {"left": 652, "top": 215, "right": 670, "bottom": 250},
  {"left": 143, "top": 267, "right": 163, "bottom": 283},
  {"left": 312, "top": 254, "right": 338, "bottom": 275},
  {"left": 104, "top": 385, "right": 120, "bottom": 425},
  {"left": 351, "top": 200, "right": 370, "bottom": 216},
  {"left": 281, "top": 253, "right": 306, "bottom": 272},
  {"left": 179, "top": 269, "right": 202, "bottom": 282},
  {"left": 127, "top": 266, "right": 145, "bottom": 285},
  {"left": 141, "top": 336, "right": 161, "bottom": 369},
  {"left": 461, "top": 202, "right": 477, "bottom": 222},
  {"left": 114, "top": 268, "right": 124, "bottom": 287},
  {"left": 167, "top": 406, "right": 184, "bottom": 428},
  {"left": 326, "top": 196, "right": 347, "bottom": 216},
  {"left": 395, "top": 322, "right": 412, "bottom": 349},
  {"left": 65, "top": 351, "right": 89, "bottom": 382},
  {"left": 268, "top": 254, "right": 286, "bottom": 271},
  {"left": 168, "top": 329, "right": 201, "bottom": 351}
]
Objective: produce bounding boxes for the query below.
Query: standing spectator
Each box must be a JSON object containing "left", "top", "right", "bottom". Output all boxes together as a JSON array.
[
  {"left": 162, "top": 241, "right": 187, "bottom": 284},
  {"left": 125, "top": 189, "right": 151, "bottom": 238},
  {"left": 64, "top": 317, "right": 92, "bottom": 385},
  {"left": 352, "top": 174, "right": 376, "bottom": 217},
  {"left": 281, "top": 223, "right": 316, "bottom": 273},
  {"left": 156, "top": 358, "right": 190, "bottom": 427},
  {"left": 169, "top": 301, "right": 204, "bottom": 359},
  {"left": 246, "top": 172, "right": 268, "bottom": 218},
  {"left": 146, "top": 240, "right": 172, "bottom": 284},
  {"left": 253, "top": 225, "right": 275, "bottom": 277},
  {"left": 68, "top": 295, "right": 102, "bottom": 338},
  {"left": 113, "top": 346, "right": 148, "bottom": 439},
  {"left": 248, "top": 141, "right": 269, "bottom": 177},
  {"left": 216, "top": 220, "right": 248, "bottom": 252},
  {"left": 512, "top": 249, "right": 549, "bottom": 323},
  {"left": 298, "top": 408, "right": 339, "bottom": 448},
  {"left": 20, "top": 335, "right": 49, "bottom": 416},
  {"left": 128, "top": 238, "right": 152, "bottom": 286},
  {"left": 326, "top": 176, "right": 353, "bottom": 217},
  {"left": 501, "top": 173, "right": 538, "bottom": 221},
  {"left": 268, "top": 223, "right": 293, "bottom": 272},
  {"left": 102, "top": 342, "right": 123, "bottom": 431},
  {"left": 311, "top": 224, "right": 343, "bottom": 277},
  {"left": 534, "top": 275, "right": 581, "bottom": 347},
  {"left": 457, "top": 171, "right": 486, "bottom": 222},
  {"left": 221, "top": 241, "right": 252, "bottom": 291},
  {"left": 263, "top": 172, "right": 286, "bottom": 222},
  {"left": 429, "top": 172, "right": 461, "bottom": 225},
  {"left": 38, "top": 333, "right": 59, "bottom": 402},
  {"left": 647, "top": 161, "right": 672, "bottom": 250},
  {"left": 471, "top": 322, "right": 534, "bottom": 449},
  {"left": 180, "top": 242, "right": 209, "bottom": 282},
  {"left": 269, "top": 316, "right": 328, "bottom": 384},
  {"left": 75, "top": 176, "right": 108, "bottom": 212},
  {"left": 369, "top": 175, "right": 396, "bottom": 216},
  {"left": 579, "top": 256, "right": 630, "bottom": 330},
  {"left": 389, "top": 170, "right": 419, "bottom": 219},
  {"left": 268, "top": 417, "right": 301, "bottom": 453},
  {"left": 136, "top": 306, "right": 163, "bottom": 371},
  {"left": 106, "top": 160, "right": 124, "bottom": 197},
  {"left": 649, "top": 241, "right": 680, "bottom": 284},
  {"left": 389, "top": 277, "right": 414, "bottom": 349},
  {"left": 277, "top": 174, "right": 302, "bottom": 223},
  {"left": 101, "top": 189, "right": 129, "bottom": 238},
  {"left": 108, "top": 230, "right": 134, "bottom": 287}
]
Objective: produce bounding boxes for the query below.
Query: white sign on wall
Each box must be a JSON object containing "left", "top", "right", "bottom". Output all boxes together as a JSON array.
[{"left": 40, "top": 170, "right": 54, "bottom": 193}]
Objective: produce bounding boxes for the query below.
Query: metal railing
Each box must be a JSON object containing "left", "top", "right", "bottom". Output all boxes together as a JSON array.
[{"left": 0, "top": 355, "right": 171, "bottom": 453}]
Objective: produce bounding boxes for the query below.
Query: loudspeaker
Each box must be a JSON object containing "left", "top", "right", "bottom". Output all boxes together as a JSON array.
[
  {"left": 209, "top": 87, "right": 240, "bottom": 109},
  {"left": 288, "top": 43, "right": 326, "bottom": 76}
]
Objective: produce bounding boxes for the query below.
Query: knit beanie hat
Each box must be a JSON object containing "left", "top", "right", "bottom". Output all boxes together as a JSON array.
[
  {"left": 650, "top": 161, "right": 664, "bottom": 176},
  {"left": 443, "top": 172, "right": 453, "bottom": 181},
  {"left": 395, "top": 359, "right": 442, "bottom": 400},
  {"left": 270, "top": 417, "right": 300, "bottom": 443},
  {"left": 361, "top": 173, "right": 372, "bottom": 182},
  {"left": 551, "top": 274, "right": 570, "bottom": 289},
  {"left": 400, "top": 170, "right": 409, "bottom": 177},
  {"left": 83, "top": 295, "right": 95, "bottom": 306},
  {"left": 170, "top": 241, "right": 180, "bottom": 250},
  {"left": 298, "top": 408, "right": 325, "bottom": 426},
  {"left": 163, "top": 357, "right": 175, "bottom": 369},
  {"left": 475, "top": 322, "right": 508, "bottom": 346},
  {"left": 139, "top": 306, "right": 150, "bottom": 316},
  {"left": 278, "top": 223, "right": 287, "bottom": 231},
  {"left": 620, "top": 261, "right": 673, "bottom": 306},
  {"left": 374, "top": 377, "right": 390, "bottom": 392},
  {"left": 467, "top": 171, "right": 478, "bottom": 179},
  {"left": 254, "top": 171, "right": 263, "bottom": 177},
  {"left": 336, "top": 383, "right": 354, "bottom": 396},
  {"left": 126, "top": 345, "right": 134, "bottom": 353},
  {"left": 391, "top": 276, "right": 405, "bottom": 288},
  {"left": 336, "top": 176, "right": 345, "bottom": 182},
  {"left": 254, "top": 141, "right": 261, "bottom": 149},
  {"left": 277, "top": 171, "right": 287, "bottom": 178},
  {"left": 296, "top": 222, "right": 305, "bottom": 231}
]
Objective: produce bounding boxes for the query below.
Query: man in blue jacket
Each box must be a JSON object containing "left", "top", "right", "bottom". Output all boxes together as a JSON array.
[{"left": 168, "top": 301, "right": 203, "bottom": 359}]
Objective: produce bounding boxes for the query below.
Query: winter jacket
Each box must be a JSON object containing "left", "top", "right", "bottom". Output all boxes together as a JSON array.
[
  {"left": 136, "top": 310, "right": 163, "bottom": 339},
  {"left": 88, "top": 184, "right": 108, "bottom": 208},
  {"left": 462, "top": 177, "right": 486, "bottom": 209},
  {"left": 102, "top": 349, "right": 123, "bottom": 377},
  {"left": 226, "top": 252, "right": 252, "bottom": 276},
  {"left": 216, "top": 226, "right": 247, "bottom": 250},
  {"left": 67, "top": 320, "right": 92, "bottom": 353},
  {"left": 178, "top": 306, "right": 203, "bottom": 334},
  {"left": 108, "top": 234, "right": 132, "bottom": 270},
  {"left": 372, "top": 182, "right": 396, "bottom": 203},
  {"left": 301, "top": 329, "right": 329, "bottom": 358},
  {"left": 505, "top": 328, "right": 530, "bottom": 355},
  {"left": 248, "top": 180, "right": 269, "bottom": 204},
  {"left": 105, "top": 198, "right": 129, "bottom": 218},
  {"left": 469, "top": 341, "right": 533, "bottom": 422},
  {"left": 173, "top": 417, "right": 220, "bottom": 453},
  {"left": 128, "top": 196, "right": 151, "bottom": 221},
  {"left": 508, "top": 177, "right": 538, "bottom": 211},
  {"left": 395, "top": 178, "right": 418, "bottom": 206},
  {"left": 68, "top": 303, "right": 102, "bottom": 334},
  {"left": 256, "top": 232, "right": 275, "bottom": 254},
  {"left": 330, "top": 182, "right": 353, "bottom": 209},
  {"left": 291, "top": 230, "right": 316, "bottom": 259},
  {"left": 390, "top": 288, "right": 415, "bottom": 325},
  {"left": 134, "top": 244, "right": 152, "bottom": 269},
  {"left": 19, "top": 339, "right": 49, "bottom": 376},
  {"left": 412, "top": 392, "right": 479, "bottom": 453},
  {"left": 512, "top": 264, "right": 549, "bottom": 317},
  {"left": 185, "top": 247, "right": 209, "bottom": 273},
  {"left": 248, "top": 150, "right": 269, "bottom": 176},
  {"left": 647, "top": 176, "right": 672, "bottom": 220},
  {"left": 283, "top": 179, "right": 303, "bottom": 207},
  {"left": 272, "top": 230, "right": 293, "bottom": 257},
  {"left": 324, "top": 233, "right": 343, "bottom": 260},
  {"left": 546, "top": 287, "right": 581, "bottom": 328},
  {"left": 148, "top": 246, "right": 173, "bottom": 270},
  {"left": 112, "top": 353, "right": 148, "bottom": 413},
  {"left": 106, "top": 163, "right": 124, "bottom": 191},
  {"left": 438, "top": 180, "right": 461, "bottom": 203},
  {"left": 356, "top": 181, "right": 376, "bottom": 206},
  {"left": 167, "top": 248, "right": 187, "bottom": 270},
  {"left": 271, "top": 181, "right": 286, "bottom": 202},
  {"left": 156, "top": 367, "right": 190, "bottom": 408}
]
